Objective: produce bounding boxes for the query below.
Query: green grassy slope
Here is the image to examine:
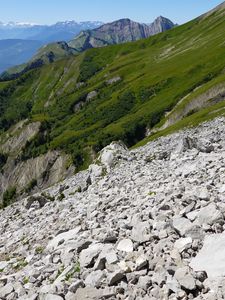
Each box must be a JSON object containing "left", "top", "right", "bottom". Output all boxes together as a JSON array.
[{"left": 0, "top": 3, "right": 225, "bottom": 168}]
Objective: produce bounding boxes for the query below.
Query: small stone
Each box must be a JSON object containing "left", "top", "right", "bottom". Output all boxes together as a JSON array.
[
  {"left": 131, "top": 221, "right": 151, "bottom": 243},
  {"left": 117, "top": 239, "right": 134, "bottom": 252},
  {"left": 79, "top": 244, "right": 103, "bottom": 268},
  {"left": 69, "top": 280, "right": 84, "bottom": 293},
  {"left": 42, "top": 295, "right": 64, "bottom": 300},
  {"left": 175, "top": 267, "right": 196, "bottom": 290},
  {"left": 74, "top": 287, "right": 116, "bottom": 300},
  {"left": 137, "top": 276, "right": 152, "bottom": 290},
  {"left": 85, "top": 270, "right": 105, "bottom": 287},
  {"left": 135, "top": 254, "right": 148, "bottom": 270},
  {"left": 0, "top": 283, "right": 14, "bottom": 298},
  {"left": 172, "top": 217, "right": 192, "bottom": 236},
  {"left": 108, "top": 270, "right": 125, "bottom": 286},
  {"left": 174, "top": 237, "right": 192, "bottom": 253}
]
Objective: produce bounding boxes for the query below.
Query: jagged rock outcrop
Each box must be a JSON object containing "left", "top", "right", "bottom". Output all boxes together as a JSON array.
[
  {"left": 0, "top": 117, "right": 225, "bottom": 299},
  {"left": 68, "top": 17, "right": 175, "bottom": 51}
]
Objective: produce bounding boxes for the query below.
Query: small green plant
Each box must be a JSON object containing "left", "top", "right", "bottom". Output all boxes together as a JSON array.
[
  {"left": 101, "top": 167, "right": 107, "bottom": 177},
  {"left": 74, "top": 262, "right": 81, "bottom": 273},
  {"left": 56, "top": 265, "right": 65, "bottom": 279},
  {"left": 65, "top": 262, "right": 81, "bottom": 281},
  {"left": 21, "top": 236, "right": 29, "bottom": 245},
  {"left": 145, "top": 155, "right": 156, "bottom": 163},
  {"left": 13, "top": 258, "right": 28, "bottom": 270},
  {"left": 0, "top": 268, "right": 4, "bottom": 272},
  {"left": 57, "top": 193, "right": 65, "bottom": 201},
  {"left": 41, "top": 192, "right": 55, "bottom": 201},
  {"left": 148, "top": 191, "right": 156, "bottom": 196},
  {"left": 35, "top": 246, "right": 44, "bottom": 254},
  {"left": 23, "top": 277, "right": 29, "bottom": 284},
  {"left": 76, "top": 186, "right": 82, "bottom": 193}
]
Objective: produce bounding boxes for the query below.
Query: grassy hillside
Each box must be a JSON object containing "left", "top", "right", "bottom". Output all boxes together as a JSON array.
[{"left": 0, "top": 3, "right": 225, "bottom": 169}]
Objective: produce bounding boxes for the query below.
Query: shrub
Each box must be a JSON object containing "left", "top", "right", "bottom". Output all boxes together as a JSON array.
[
  {"left": 25, "top": 179, "right": 37, "bottom": 193},
  {"left": 2, "top": 186, "right": 17, "bottom": 208}
]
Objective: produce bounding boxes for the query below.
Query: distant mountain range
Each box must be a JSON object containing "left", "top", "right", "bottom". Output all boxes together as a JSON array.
[
  {"left": 0, "top": 21, "right": 103, "bottom": 73},
  {"left": 1, "top": 17, "right": 176, "bottom": 77},
  {"left": 0, "top": 21, "right": 104, "bottom": 41}
]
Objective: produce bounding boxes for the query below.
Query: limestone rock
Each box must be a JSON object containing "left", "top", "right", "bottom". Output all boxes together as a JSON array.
[
  {"left": 117, "top": 239, "right": 134, "bottom": 253},
  {"left": 190, "top": 232, "right": 225, "bottom": 278}
]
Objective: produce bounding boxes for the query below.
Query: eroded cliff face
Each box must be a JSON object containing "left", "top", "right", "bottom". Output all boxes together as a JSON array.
[
  {"left": 148, "top": 83, "right": 225, "bottom": 135},
  {"left": 0, "top": 121, "right": 74, "bottom": 204}
]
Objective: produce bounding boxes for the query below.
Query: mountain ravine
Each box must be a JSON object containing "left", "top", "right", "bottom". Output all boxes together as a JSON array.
[{"left": 1, "top": 117, "right": 225, "bottom": 299}]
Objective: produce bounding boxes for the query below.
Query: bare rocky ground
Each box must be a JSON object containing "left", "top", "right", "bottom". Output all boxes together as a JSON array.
[{"left": 1, "top": 117, "right": 225, "bottom": 300}]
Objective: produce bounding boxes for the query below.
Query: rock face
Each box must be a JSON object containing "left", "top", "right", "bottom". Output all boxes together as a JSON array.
[
  {"left": 69, "top": 17, "right": 175, "bottom": 51},
  {"left": 0, "top": 117, "right": 225, "bottom": 299},
  {"left": 0, "top": 121, "right": 75, "bottom": 205}
]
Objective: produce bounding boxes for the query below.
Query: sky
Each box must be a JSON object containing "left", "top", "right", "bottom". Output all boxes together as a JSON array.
[{"left": 0, "top": 0, "right": 223, "bottom": 25}]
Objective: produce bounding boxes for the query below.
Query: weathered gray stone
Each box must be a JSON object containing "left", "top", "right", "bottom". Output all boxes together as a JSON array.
[
  {"left": 69, "top": 280, "right": 84, "bottom": 293},
  {"left": 85, "top": 270, "right": 105, "bottom": 287},
  {"left": 0, "top": 283, "right": 14, "bottom": 298},
  {"left": 174, "top": 237, "right": 192, "bottom": 253},
  {"left": 74, "top": 287, "right": 116, "bottom": 300},
  {"left": 195, "top": 203, "right": 223, "bottom": 226},
  {"left": 47, "top": 227, "right": 81, "bottom": 251},
  {"left": 131, "top": 221, "right": 151, "bottom": 243},
  {"left": 172, "top": 217, "right": 192, "bottom": 236},
  {"left": 79, "top": 244, "right": 103, "bottom": 268},
  {"left": 175, "top": 267, "right": 196, "bottom": 290},
  {"left": 108, "top": 270, "right": 125, "bottom": 286}
]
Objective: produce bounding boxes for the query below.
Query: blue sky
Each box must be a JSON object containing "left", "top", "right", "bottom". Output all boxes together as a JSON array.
[{"left": 1, "top": 0, "right": 223, "bottom": 25}]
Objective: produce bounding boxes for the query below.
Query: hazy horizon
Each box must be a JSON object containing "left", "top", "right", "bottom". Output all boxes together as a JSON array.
[{"left": 0, "top": 0, "right": 223, "bottom": 25}]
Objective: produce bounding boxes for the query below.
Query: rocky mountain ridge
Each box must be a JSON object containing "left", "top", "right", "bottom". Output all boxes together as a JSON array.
[
  {"left": 0, "top": 117, "right": 225, "bottom": 299},
  {"left": 68, "top": 16, "right": 175, "bottom": 51}
]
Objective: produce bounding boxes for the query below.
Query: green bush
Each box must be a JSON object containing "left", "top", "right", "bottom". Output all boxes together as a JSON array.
[
  {"left": 25, "top": 179, "right": 37, "bottom": 193},
  {"left": 2, "top": 186, "right": 17, "bottom": 208}
]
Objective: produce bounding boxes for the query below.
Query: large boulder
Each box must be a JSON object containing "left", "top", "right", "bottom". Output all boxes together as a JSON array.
[
  {"left": 99, "top": 141, "right": 128, "bottom": 171},
  {"left": 190, "top": 232, "right": 225, "bottom": 278}
]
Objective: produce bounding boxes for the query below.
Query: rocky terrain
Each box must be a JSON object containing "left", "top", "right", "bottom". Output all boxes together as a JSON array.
[{"left": 0, "top": 117, "right": 225, "bottom": 299}]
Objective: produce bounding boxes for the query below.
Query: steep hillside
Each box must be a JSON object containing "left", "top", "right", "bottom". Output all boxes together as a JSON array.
[
  {"left": 0, "top": 2, "right": 224, "bottom": 203},
  {"left": 68, "top": 17, "right": 175, "bottom": 51}
]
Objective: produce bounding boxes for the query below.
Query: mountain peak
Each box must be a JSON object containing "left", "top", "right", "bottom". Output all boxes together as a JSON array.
[{"left": 69, "top": 16, "right": 175, "bottom": 51}]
